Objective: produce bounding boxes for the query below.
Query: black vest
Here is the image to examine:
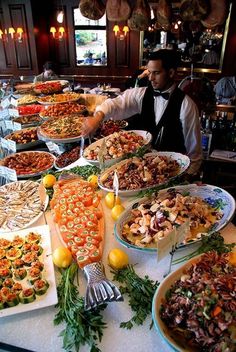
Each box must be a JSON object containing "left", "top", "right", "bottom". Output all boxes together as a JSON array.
[{"left": 129, "top": 86, "right": 186, "bottom": 153}]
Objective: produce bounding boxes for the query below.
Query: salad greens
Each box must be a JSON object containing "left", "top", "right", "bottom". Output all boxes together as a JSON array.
[{"left": 54, "top": 263, "right": 107, "bottom": 352}]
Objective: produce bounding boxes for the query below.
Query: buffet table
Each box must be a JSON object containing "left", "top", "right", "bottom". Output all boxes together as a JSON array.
[{"left": 0, "top": 196, "right": 235, "bottom": 352}]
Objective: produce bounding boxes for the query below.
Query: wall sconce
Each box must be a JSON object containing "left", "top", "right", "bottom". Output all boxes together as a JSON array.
[
  {"left": 16, "top": 27, "right": 23, "bottom": 42},
  {"left": 0, "top": 27, "right": 24, "bottom": 42},
  {"left": 50, "top": 26, "right": 65, "bottom": 40},
  {"left": 8, "top": 27, "right": 15, "bottom": 39},
  {"left": 50, "top": 26, "right": 57, "bottom": 38},
  {"left": 113, "top": 24, "right": 129, "bottom": 40},
  {"left": 58, "top": 26, "right": 65, "bottom": 40}
]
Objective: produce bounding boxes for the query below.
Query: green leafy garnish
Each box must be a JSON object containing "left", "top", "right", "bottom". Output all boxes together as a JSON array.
[
  {"left": 111, "top": 264, "right": 159, "bottom": 329},
  {"left": 54, "top": 263, "right": 107, "bottom": 352},
  {"left": 173, "top": 232, "right": 236, "bottom": 265},
  {"left": 124, "top": 145, "right": 150, "bottom": 159}
]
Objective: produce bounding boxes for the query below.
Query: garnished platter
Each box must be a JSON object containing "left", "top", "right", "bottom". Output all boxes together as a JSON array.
[
  {"left": 0, "top": 151, "right": 55, "bottom": 178},
  {"left": 16, "top": 94, "right": 38, "bottom": 106},
  {"left": 0, "top": 180, "right": 48, "bottom": 233},
  {"left": 114, "top": 184, "right": 235, "bottom": 252},
  {"left": 152, "top": 252, "right": 236, "bottom": 352},
  {"left": 93, "top": 119, "right": 128, "bottom": 139},
  {"left": 0, "top": 225, "right": 57, "bottom": 317},
  {"left": 13, "top": 114, "right": 42, "bottom": 128},
  {"left": 33, "top": 80, "right": 68, "bottom": 95},
  {"left": 83, "top": 130, "right": 152, "bottom": 167},
  {"left": 39, "top": 102, "right": 87, "bottom": 120},
  {"left": 99, "top": 151, "right": 190, "bottom": 196},
  {"left": 37, "top": 114, "right": 88, "bottom": 143},
  {"left": 37, "top": 92, "right": 80, "bottom": 105},
  {"left": 5, "top": 127, "right": 43, "bottom": 151}
]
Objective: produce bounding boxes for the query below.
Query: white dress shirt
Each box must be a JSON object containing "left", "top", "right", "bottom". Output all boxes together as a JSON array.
[{"left": 95, "top": 85, "right": 203, "bottom": 175}]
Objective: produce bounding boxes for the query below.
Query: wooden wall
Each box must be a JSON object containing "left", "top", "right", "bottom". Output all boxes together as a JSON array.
[{"left": 0, "top": 0, "right": 235, "bottom": 88}]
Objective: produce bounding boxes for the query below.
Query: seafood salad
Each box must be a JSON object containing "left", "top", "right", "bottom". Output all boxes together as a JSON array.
[
  {"left": 100, "top": 154, "right": 180, "bottom": 191},
  {"left": 0, "top": 181, "right": 44, "bottom": 231},
  {"left": 83, "top": 131, "right": 146, "bottom": 161},
  {"left": 160, "top": 252, "right": 236, "bottom": 352},
  {"left": 122, "top": 190, "right": 223, "bottom": 248}
]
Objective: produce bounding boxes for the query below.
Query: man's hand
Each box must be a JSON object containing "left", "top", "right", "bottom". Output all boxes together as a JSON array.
[{"left": 82, "top": 111, "right": 105, "bottom": 136}]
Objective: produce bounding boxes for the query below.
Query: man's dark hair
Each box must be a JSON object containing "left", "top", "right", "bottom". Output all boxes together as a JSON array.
[
  {"left": 148, "top": 49, "right": 179, "bottom": 71},
  {"left": 43, "top": 61, "right": 56, "bottom": 71}
]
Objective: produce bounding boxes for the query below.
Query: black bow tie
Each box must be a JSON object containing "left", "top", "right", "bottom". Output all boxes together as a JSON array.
[{"left": 153, "top": 90, "right": 170, "bottom": 100}]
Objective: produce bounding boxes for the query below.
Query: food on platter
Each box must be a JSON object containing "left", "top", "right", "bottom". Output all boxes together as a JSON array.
[
  {"left": 155, "top": 252, "right": 236, "bottom": 352},
  {"left": 17, "top": 95, "right": 38, "bottom": 105},
  {"left": 37, "top": 92, "right": 80, "bottom": 104},
  {"left": 0, "top": 151, "right": 54, "bottom": 176},
  {"left": 13, "top": 114, "right": 42, "bottom": 126},
  {"left": 17, "top": 104, "right": 43, "bottom": 116},
  {"left": 121, "top": 190, "right": 223, "bottom": 248},
  {"left": 14, "top": 83, "right": 34, "bottom": 94},
  {"left": 0, "top": 181, "right": 47, "bottom": 232},
  {"left": 5, "top": 127, "right": 39, "bottom": 145},
  {"left": 94, "top": 119, "right": 128, "bottom": 138},
  {"left": 33, "top": 81, "right": 64, "bottom": 94},
  {"left": 84, "top": 130, "right": 149, "bottom": 162},
  {"left": 50, "top": 177, "right": 103, "bottom": 269},
  {"left": 0, "top": 225, "right": 57, "bottom": 317},
  {"left": 55, "top": 144, "right": 89, "bottom": 169},
  {"left": 38, "top": 115, "right": 86, "bottom": 140},
  {"left": 99, "top": 152, "right": 185, "bottom": 192},
  {"left": 39, "top": 102, "right": 87, "bottom": 119}
]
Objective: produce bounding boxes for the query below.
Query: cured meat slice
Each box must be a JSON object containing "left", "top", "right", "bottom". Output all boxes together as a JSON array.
[{"left": 106, "top": 0, "right": 131, "bottom": 22}]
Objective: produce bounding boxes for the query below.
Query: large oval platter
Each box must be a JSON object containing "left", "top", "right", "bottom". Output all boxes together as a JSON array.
[
  {"left": 152, "top": 252, "right": 236, "bottom": 352},
  {"left": 0, "top": 180, "right": 48, "bottom": 233},
  {"left": 83, "top": 130, "right": 152, "bottom": 168},
  {"left": 0, "top": 151, "right": 55, "bottom": 178},
  {"left": 114, "top": 183, "right": 235, "bottom": 252},
  {"left": 99, "top": 151, "right": 190, "bottom": 197},
  {"left": 37, "top": 114, "right": 88, "bottom": 144},
  {"left": 5, "top": 127, "right": 44, "bottom": 151},
  {"left": 13, "top": 114, "right": 43, "bottom": 128},
  {"left": 37, "top": 92, "right": 81, "bottom": 105}
]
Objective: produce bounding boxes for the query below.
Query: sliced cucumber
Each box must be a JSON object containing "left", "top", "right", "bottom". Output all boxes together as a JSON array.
[
  {"left": 19, "top": 288, "right": 36, "bottom": 304},
  {"left": 6, "top": 248, "right": 22, "bottom": 261},
  {"left": 6, "top": 293, "right": 19, "bottom": 307},
  {"left": 34, "top": 279, "right": 49, "bottom": 295}
]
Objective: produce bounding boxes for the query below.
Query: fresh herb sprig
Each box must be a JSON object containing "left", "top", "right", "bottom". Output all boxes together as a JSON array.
[
  {"left": 54, "top": 263, "right": 107, "bottom": 352},
  {"left": 124, "top": 145, "right": 150, "bottom": 160},
  {"left": 173, "top": 232, "right": 236, "bottom": 265},
  {"left": 111, "top": 264, "right": 159, "bottom": 329}
]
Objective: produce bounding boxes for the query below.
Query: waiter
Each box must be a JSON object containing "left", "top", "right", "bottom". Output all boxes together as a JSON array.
[{"left": 85, "top": 49, "right": 202, "bottom": 176}]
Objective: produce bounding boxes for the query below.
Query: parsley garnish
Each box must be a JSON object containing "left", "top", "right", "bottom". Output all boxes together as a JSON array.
[
  {"left": 54, "top": 263, "right": 107, "bottom": 352},
  {"left": 111, "top": 265, "right": 159, "bottom": 329},
  {"left": 173, "top": 232, "right": 236, "bottom": 265}
]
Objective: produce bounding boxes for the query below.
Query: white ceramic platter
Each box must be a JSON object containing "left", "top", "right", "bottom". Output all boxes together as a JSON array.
[
  {"left": 0, "top": 225, "right": 58, "bottom": 318},
  {"left": 114, "top": 183, "right": 236, "bottom": 252},
  {"left": 99, "top": 151, "right": 190, "bottom": 197}
]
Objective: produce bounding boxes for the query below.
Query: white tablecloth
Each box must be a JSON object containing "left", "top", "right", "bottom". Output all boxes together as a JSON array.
[{"left": 0, "top": 197, "right": 235, "bottom": 352}]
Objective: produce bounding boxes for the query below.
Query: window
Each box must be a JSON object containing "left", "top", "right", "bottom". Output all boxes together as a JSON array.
[{"left": 74, "top": 8, "right": 107, "bottom": 66}]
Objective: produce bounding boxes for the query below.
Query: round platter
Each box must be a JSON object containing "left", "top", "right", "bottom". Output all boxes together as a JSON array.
[
  {"left": 0, "top": 151, "right": 55, "bottom": 178},
  {"left": 114, "top": 183, "right": 236, "bottom": 252},
  {"left": 98, "top": 151, "right": 190, "bottom": 197},
  {"left": 83, "top": 130, "right": 152, "bottom": 168},
  {"left": 37, "top": 115, "right": 88, "bottom": 144},
  {"left": 37, "top": 96, "right": 80, "bottom": 106},
  {"left": 152, "top": 252, "right": 236, "bottom": 352},
  {"left": 5, "top": 128, "right": 44, "bottom": 151},
  {"left": 0, "top": 180, "right": 49, "bottom": 233}
]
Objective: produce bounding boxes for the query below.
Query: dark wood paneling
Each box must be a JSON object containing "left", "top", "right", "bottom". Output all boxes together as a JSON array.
[{"left": 0, "top": 8, "right": 12, "bottom": 67}]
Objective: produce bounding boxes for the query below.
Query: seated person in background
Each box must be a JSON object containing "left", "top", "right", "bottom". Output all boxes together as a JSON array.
[
  {"left": 214, "top": 75, "right": 236, "bottom": 105},
  {"left": 33, "top": 61, "right": 58, "bottom": 83},
  {"left": 84, "top": 49, "right": 202, "bottom": 177},
  {"left": 83, "top": 53, "right": 94, "bottom": 65}
]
